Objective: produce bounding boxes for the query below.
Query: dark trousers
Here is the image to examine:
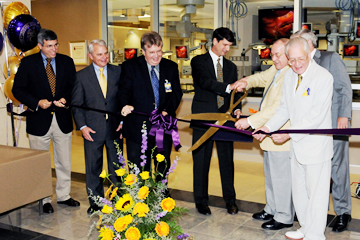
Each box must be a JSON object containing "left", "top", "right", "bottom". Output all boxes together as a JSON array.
[
  {"left": 84, "top": 122, "right": 123, "bottom": 206},
  {"left": 192, "top": 128, "right": 236, "bottom": 205},
  {"left": 126, "top": 133, "right": 172, "bottom": 181}
]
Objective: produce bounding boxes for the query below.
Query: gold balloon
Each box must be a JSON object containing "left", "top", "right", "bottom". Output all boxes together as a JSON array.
[
  {"left": 4, "top": 75, "right": 20, "bottom": 103},
  {"left": 3, "top": 56, "right": 20, "bottom": 78},
  {"left": 14, "top": 47, "right": 22, "bottom": 56},
  {"left": 23, "top": 45, "right": 40, "bottom": 56},
  {"left": 3, "top": 2, "right": 30, "bottom": 30}
]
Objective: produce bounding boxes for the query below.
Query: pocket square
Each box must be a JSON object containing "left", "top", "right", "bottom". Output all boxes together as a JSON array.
[{"left": 302, "top": 88, "right": 310, "bottom": 96}]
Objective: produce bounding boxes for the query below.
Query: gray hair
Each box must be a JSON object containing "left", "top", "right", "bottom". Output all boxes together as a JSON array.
[
  {"left": 88, "top": 39, "right": 107, "bottom": 54},
  {"left": 285, "top": 37, "right": 310, "bottom": 58},
  {"left": 37, "top": 29, "right": 57, "bottom": 45},
  {"left": 291, "top": 29, "right": 317, "bottom": 48}
]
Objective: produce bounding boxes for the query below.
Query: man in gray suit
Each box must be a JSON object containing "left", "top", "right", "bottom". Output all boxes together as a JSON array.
[
  {"left": 254, "top": 37, "right": 334, "bottom": 240},
  {"left": 72, "top": 39, "right": 122, "bottom": 214},
  {"left": 292, "top": 29, "right": 353, "bottom": 232}
]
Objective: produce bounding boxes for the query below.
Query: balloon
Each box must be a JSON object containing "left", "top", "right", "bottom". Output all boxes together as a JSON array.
[
  {"left": 4, "top": 75, "right": 20, "bottom": 103},
  {"left": 7, "top": 14, "right": 41, "bottom": 52},
  {"left": 3, "top": 2, "right": 30, "bottom": 30},
  {"left": 3, "top": 56, "right": 20, "bottom": 78},
  {"left": 23, "top": 45, "right": 40, "bottom": 56},
  {"left": 0, "top": 33, "right": 4, "bottom": 53}
]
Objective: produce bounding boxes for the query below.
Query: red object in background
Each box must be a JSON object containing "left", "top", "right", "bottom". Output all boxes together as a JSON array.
[
  {"left": 302, "top": 25, "right": 309, "bottom": 30},
  {"left": 260, "top": 48, "right": 271, "bottom": 59},
  {"left": 357, "top": 22, "right": 360, "bottom": 38},
  {"left": 176, "top": 46, "right": 188, "bottom": 59},
  {"left": 259, "top": 9, "right": 294, "bottom": 39},
  {"left": 344, "top": 45, "right": 358, "bottom": 56},
  {"left": 124, "top": 48, "right": 137, "bottom": 60}
]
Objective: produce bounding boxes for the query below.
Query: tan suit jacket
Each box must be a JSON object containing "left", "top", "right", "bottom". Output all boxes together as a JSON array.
[{"left": 246, "top": 65, "right": 291, "bottom": 151}]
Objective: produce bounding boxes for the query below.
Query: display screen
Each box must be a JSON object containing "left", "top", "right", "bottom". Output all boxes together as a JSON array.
[
  {"left": 259, "top": 48, "right": 271, "bottom": 59},
  {"left": 175, "top": 45, "right": 189, "bottom": 60},
  {"left": 343, "top": 44, "right": 359, "bottom": 58},
  {"left": 258, "top": 8, "right": 294, "bottom": 39},
  {"left": 357, "top": 22, "right": 360, "bottom": 38},
  {"left": 124, "top": 48, "right": 138, "bottom": 60},
  {"left": 302, "top": 23, "right": 312, "bottom": 31}
]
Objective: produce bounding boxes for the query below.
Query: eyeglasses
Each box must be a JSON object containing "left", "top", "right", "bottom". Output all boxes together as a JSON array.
[
  {"left": 270, "top": 53, "right": 285, "bottom": 59},
  {"left": 288, "top": 56, "right": 307, "bottom": 65},
  {"left": 44, "top": 43, "right": 60, "bottom": 49}
]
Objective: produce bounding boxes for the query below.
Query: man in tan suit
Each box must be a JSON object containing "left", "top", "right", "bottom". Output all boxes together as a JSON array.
[{"left": 235, "top": 38, "right": 293, "bottom": 230}]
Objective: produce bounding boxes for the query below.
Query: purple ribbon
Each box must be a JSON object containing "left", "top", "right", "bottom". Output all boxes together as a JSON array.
[{"left": 148, "top": 109, "right": 182, "bottom": 152}]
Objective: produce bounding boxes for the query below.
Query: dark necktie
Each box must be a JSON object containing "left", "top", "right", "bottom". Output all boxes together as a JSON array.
[
  {"left": 216, "top": 58, "right": 224, "bottom": 108},
  {"left": 150, "top": 66, "right": 160, "bottom": 109},
  {"left": 46, "top": 58, "right": 56, "bottom": 96}
]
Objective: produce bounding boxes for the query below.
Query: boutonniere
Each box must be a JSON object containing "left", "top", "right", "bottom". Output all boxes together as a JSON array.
[
  {"left": 164, "top": 79, "right": 172, "bottom": 92},
  {"left": 302, "top": 88, "right": 310, "bottom": 96}
]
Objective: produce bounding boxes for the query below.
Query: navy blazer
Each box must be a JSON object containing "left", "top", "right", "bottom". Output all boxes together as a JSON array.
[
  {"left": 13, "top": 52, "right": 76, "bottom": 136},
  {"left": 119, "top": 55, "right": 182, "bottom": 142}
]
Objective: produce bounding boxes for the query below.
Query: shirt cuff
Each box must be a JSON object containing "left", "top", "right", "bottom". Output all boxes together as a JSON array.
[
  {"left": 225, "top": 84, "right": 231, "bottom": 94},
  {"left": 80, "top": 125, "right": 87, "bottom": 130},
  {"left": 247, "top": 117, "right": 255, "bottom": 129}
]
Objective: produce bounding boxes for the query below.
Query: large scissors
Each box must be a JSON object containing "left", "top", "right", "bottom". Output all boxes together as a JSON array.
[{"left": 180, "top": 89, "right": 248, "bottom": 152}]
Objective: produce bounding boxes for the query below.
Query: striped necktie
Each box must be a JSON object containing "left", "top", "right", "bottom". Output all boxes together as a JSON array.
[
  {"left": 46, "top": 58, "right": 56, "bottom": 96},
  {"left": 296, "top": 74, "right": 302, "bottom": 91},
  {"left": 216, "top": 58, "right": 224, "bottom": 108}
]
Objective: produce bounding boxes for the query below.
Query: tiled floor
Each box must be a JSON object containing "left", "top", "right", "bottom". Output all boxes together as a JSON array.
[{"left": 1, "top": 134, "right": 360, "bottom": 239}]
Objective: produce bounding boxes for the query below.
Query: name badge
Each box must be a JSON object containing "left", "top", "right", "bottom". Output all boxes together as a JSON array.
[{"left": 165, "top": 80, "right": 172, "bottom": 92}]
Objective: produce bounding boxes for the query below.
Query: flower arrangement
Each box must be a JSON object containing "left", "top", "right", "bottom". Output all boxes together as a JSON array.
[{"left": 89, "top": 123, "right": 190, "bottom": 240}]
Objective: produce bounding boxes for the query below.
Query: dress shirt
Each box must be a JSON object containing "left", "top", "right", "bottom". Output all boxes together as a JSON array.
[
  {"left": 209, "top": 49, "right": 231, "bottom": 94},
  {"left": 41, "top": 52, "right": 56, "bottom": 76}
]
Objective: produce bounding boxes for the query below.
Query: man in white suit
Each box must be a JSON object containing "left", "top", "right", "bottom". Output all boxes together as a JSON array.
[
  {"left": 292, "top": 29, "right": 353, "bottom": 233},
  {"left": 235, "top": 38, "right": 294, "bottom": 230},
  {"left": 254, "top": 37, "right": 333, "bottom": 240}
]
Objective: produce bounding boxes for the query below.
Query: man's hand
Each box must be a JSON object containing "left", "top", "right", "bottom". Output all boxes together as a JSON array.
[
  {"left": 53, "top": 98, "right": 66, "bottom": 108},
  {"left": 337, "top": 117, "right": 349, "bottom": 129},
  {"left": 229, "top": 78, "right": 248, "bottom": 91},
  {"left": 81, "top": 126, "right": 96, "bottom": 142},
  {"left": 162, "top": 111, "right": 168, "bottom": 116},
  {"left": 38, "top": 99, "right": 52, "bottom": 109},
  {"left": 271, "top": 133, "right": 290, "bottom": 144},
  {"left": 235, "top": 78, "right": 248, "bottom": 92},
  {"left": 121, "top": 105, "right": 134, "bottom": 117},
  {"left": 253, "top": 126, "right": 270, "bottom": 141},
  {"left": 234, "top": 109, "right": 241, "bottom": 118},
  {"left": 235, "top": 118, "right": 250, "bottom": 130},
  {"left": 116, "top": 123, "right": 123, "bottom": 139}
]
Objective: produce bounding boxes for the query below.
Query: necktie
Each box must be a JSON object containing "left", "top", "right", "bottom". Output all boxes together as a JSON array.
[
  {"left": 46, "top": 58, "right": 56, "bottom": 97},
  {"left": 99, "top": 68, "right": 107, "bottom": 98},
  {"left": 296, "top": 74, "right": 302, "bottom": 91},
  {"left": 259, "top": 70, "right": 280, "bottom": 111},
  {"left": 150, "top": 66, "right": 160, "bottom": 109},
  {"left": 216, "top": 58, "right": 224, "bottom": 108}
]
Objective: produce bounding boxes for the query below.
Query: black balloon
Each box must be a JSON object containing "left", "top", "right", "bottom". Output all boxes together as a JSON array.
[
  {"left": 7, "top": 14, "right": 41, "bottom": 52},
  {"left": 0, "top": 32, "right": 4, "bottom": 53}
]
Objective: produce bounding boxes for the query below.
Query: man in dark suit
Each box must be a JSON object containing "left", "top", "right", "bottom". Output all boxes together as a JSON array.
[
  {"left": 72, "top": 39, "right": 122, "bottom": 214},
  {"left": 292, "top": 29, "right": 353, "bottom": 232},
  {"left": 13, "top": 29, "right": 80, "bottom": 213},
  {"left": 190, "top": 27, "right": 241, "bottom": 215},
  {"left": 120, "top": 32, "right": 182, "bottom": 181}
]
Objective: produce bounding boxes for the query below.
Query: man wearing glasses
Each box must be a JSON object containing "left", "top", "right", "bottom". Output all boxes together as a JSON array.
[
  {"left": 235, "top": 38, "right": 294, "bottom": 230},
  {"left": 254, "top": 37, "right": 333, "bottom": 240},
  {"left": 13, "top": 29, "right": 80, "bottom": 214}
]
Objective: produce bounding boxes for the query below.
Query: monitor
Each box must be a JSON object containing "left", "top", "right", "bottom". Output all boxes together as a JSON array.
[
  {"left": 124, "top": 48, "right": 138, "bottom": 60},
  {"left": 302, "top": 23, "right": 312, "bottom": 31},
  {"left": 258, "top": 8, "right": 294, "bottom": 39},
  {"left": 175, "top": 45, "right": 189, "bottom": 60},
  {"left": 343, "top": 44, "right": 359, "bottom": 58},
  {"left": 259, "top": 48, "right": 271, "bottom": 60}
]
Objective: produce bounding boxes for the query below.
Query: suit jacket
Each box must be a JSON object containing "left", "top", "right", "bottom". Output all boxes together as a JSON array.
[
  {"left": 13, "top": 52, "right": 75, "bottom": 136},
  {"left": 246, "top": 65, "right": 291, "bottom": 151},
  {"left": 190, "top": 52, "right": 241, "bottom": 129},
  {"left": 313, "top": 50, "right": 352, "bottom": 128},
  {"left": 266, "top": 61, "right": 334, "bottom": 165},
  {"left": 119, "top": 55, "right": 182, "bottom": 142},
  {"left": 72, "top": 63, "right": 121, "bottom": 141}
]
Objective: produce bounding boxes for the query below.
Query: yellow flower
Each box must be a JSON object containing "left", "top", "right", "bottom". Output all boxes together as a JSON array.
[
  {"left": 125, "top": 226, "right": 141, "bottom": 240},
  {"left": 139, "top": 171, "right": 150, "bottom": 180},
  {"left": 96, "top": 215, "right": 103, "bottom": 229},
  {"left": 101, "top": 204, "right": 113, "bottom": 214},
  {"left": 115, "top": 193, "right": 134, "bottom": 212},
  {"left": 104, "top": 184, "right": 113, "bottom": 198},
  {"left": 99, "top": 225, "right": 114, "bottom": 240},
  {"left": 133, "top": 202, "right": 149, "bottom": 217},
  {"left": 110, "top": 187, "right": 118, "bottom": 200},
  {"left": 155, "top": 221, "right": 169, "bottom": 237},
  {"left": 161, "top": 197, "right": 175, "bottom": 212},
  {"left": 114, "top": 214, "right": 133, "bottom": 232},
  {"left": 125, "top": 174, "right": 138, "bottom": 185},
  {"left": 99, "top": 170, "right": 107, "bottom": 178},
  {"left": 156, "top": 153, "right": 165, "bottom": 162},
  {"left": 115, "top": 168, "right": 126, "bottom": 177},
  {"left": 138, "top": 186, "right": 150, "bottom": 200}
]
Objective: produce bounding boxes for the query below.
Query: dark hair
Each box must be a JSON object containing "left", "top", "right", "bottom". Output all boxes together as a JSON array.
[
  {"left": 141, "top": 31, "right": 163, "bottom": 51},
  {"left": 37, "top": 29, "right": 58, "bottom": 45},
  {"left": 212, "top": 27, "right": 235, "bottom": 43}
]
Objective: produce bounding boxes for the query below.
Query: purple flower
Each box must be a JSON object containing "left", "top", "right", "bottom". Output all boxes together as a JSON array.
[
  {"left": 164, "top": 156, "right": 180, "bottom": 180},
  {"left": 101, "top": 197, "right": 112, "bottom": 206},
  {"left": 177, "top": 233, "right": 190, "bottom": 239},
  {"left": 156, "top": 211, "right": 167, "bottom": 220},
  {"left": 140, "top": 123, "right": 148, "bottom": 168}
]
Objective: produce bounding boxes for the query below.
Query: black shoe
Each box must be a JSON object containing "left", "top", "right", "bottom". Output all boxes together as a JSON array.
[
  {"left": 261, "top": 219, "right": 293, "bottom": 230},
  {"left": 87, "top": 205, "right": 101, "bottom": 215},
  {"left": 252, "top": 210, "right": 274, "bottom": 221},
  {"left": 43, "top": 203, "right": 54, "bottom": 214},
  {"left": 332, "top": 214, "right": 351, "bottom": 232},
  {"left": 226, "top": 203, "right": 238, "bottom": 215},
  {"left": 196, "top": 203, "right": 211, "bottom": 215},
  {"left": 57, "top": 198, "right": 80, "bottom": 207}
]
